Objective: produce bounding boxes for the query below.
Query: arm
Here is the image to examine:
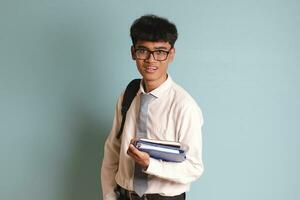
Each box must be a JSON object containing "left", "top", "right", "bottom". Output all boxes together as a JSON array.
[
  {"left": 101, "top": 94, "right": 123, "bottom": 200},
  {"left": 144, "top": 101, "right": 204, "bottom": 184}
]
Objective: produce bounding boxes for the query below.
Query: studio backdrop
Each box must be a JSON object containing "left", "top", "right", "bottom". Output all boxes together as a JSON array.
[{"left": 0, "top": 0, "right": 299, "bottom": 200}]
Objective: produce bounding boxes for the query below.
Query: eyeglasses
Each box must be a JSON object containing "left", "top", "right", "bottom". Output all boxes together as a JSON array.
[{"left": 134, "top": 48, "right": 172, "bottom": 61}]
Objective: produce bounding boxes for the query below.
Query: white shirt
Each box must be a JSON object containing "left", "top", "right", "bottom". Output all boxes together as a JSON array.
[{"left": 101, "top": 76, "right": 204, "bottom": 200}]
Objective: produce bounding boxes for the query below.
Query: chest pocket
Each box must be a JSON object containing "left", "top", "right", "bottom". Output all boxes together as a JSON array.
[
  {"left": 147, "top": 99, "right": 179, "bottom": 141},
  {"left": 149, "top": 113, "right": 177, "bottom": 141}
]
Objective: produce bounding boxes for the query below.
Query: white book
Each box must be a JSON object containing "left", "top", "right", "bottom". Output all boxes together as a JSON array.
[
  {"left": 134, "top": 138, "right": 186, "bottom": 162},
  {"left": 136, "top": 142, "right": 180, "bottom": 154},
  {"left": 139, "top": 138, "right": 181, "bottom": 148}
]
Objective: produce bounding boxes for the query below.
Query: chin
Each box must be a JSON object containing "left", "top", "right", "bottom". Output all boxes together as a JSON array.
[{"left": 141, "top": 74, "right": 158, "bottom": 81}]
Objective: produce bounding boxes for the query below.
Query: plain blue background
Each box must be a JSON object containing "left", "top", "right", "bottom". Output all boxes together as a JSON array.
[{"left": 0, "top": 0, "right": 299, "bottom": 200}]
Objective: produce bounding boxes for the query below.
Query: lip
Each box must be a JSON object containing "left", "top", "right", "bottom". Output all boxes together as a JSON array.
[{"left": 144, "top": 66, "right": 158, "bottom": 73}]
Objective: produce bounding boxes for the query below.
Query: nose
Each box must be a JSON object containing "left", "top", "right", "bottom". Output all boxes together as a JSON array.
[{"left": 145, "top": 52, "right": 156, "bottom": 62}]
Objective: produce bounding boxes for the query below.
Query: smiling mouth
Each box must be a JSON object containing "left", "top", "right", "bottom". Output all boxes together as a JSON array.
[{"left": 145, "top": 66, "right": 158, "bottom": 73}]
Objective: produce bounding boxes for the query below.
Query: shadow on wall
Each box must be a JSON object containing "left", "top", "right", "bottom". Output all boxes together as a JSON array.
[{"left": 64, "top": 109, "right": 108, "bottom": 200}]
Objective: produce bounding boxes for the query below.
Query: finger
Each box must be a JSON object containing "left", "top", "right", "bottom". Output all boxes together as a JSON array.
[
  {"left": 127, "top": 149, "right": 135, "bottom": 159},
  {"left": 127, "top": 148, "right": 140, "bottom": 162},
  {"left": 127, "top": 145, "right": 135, "bottom": 156},
  {"left": 130, "top": 145, "right": 146, "bottom": 161},
  {"left": 129, "top": 144, "right": 141, "bottom": 155},
  {"left": 130, "top": 138, "right": 139, "bottom": 145},
  {"left": 127, "top": 145, "right": 139, "bottom": 157}
]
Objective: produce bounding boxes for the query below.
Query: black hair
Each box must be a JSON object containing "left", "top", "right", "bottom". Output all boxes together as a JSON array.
[{"left": 130, "top": 14, "right": 178, "bottom": 47}]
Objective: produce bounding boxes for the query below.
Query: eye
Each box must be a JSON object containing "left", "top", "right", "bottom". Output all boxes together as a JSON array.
[
  {"left": 155, "top": 50, "right": 167, "bottom": 55},
  {"left": 137, "top": 49, "right": 147, "bottom": 54}
]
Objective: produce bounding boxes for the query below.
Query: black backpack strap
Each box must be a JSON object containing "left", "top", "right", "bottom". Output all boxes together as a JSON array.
[{"left": 116, "top": 79, "right": 141, "bottom": 139}]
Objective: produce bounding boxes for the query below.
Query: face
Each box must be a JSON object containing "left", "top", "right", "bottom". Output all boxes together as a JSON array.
[{"left": 131, "top": 40, "right": 175, "bottom": 87}]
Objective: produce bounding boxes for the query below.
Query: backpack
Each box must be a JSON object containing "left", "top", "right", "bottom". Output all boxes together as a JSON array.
[{"left": 116, "top": 79, "right": 141, "bottom": 139}]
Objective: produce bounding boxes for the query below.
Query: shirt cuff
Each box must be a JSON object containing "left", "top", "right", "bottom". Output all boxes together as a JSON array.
[
  {"left": 104, "top": 191, "right": 118, "bottom": 200},
  {"left": 144, "top": 157, "right": 162, "bottom": 175}
]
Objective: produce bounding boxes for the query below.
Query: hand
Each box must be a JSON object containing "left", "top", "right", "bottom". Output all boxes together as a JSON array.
[{"left": 127, "top": 139, "right": 150, "bottom": 170}]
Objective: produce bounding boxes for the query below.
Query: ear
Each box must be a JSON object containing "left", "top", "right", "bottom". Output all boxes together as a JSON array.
[
  {"left": 131, "top": 46, "right": 136, "bottom": 60},
  {"left": 168, "top": 48, "right": 176, "bottom": 63}
]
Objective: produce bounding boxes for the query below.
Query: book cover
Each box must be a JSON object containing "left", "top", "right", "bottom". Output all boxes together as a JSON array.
[{"left": 134, "top": 139, "right": 186, "bottom": 162}]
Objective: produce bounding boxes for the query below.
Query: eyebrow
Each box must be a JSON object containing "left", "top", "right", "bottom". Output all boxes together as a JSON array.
[{"left": 136, "top": 45, "right": 169, "bottom": 50}]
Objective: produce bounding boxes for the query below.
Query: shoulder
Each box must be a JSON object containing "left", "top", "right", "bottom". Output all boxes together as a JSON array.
[
  {"left": 169, "top": 81, "right": 204, "bottom": 125},
  {"left": 170, "top": 81, "right": 201, "bottom": 111}
]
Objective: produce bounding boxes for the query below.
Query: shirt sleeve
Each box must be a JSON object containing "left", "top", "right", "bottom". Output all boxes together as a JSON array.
[
  {"left": 144, "top": 100, "right": 204, "bottom": 184},
  {"left": 101, "top": 94, "right": 123, "bottom": 200}
]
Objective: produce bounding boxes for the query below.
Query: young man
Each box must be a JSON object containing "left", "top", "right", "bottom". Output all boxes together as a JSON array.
[{"left": 101, "top": 15, "right": 204, "bottom": 200}]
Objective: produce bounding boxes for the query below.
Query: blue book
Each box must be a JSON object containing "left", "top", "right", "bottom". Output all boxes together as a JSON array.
[{"left": 134, "top": 139, "right": 186, "bottom": 162}]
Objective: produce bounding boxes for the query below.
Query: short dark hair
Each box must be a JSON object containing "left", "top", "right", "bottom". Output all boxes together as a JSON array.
[{"left": 130, "top": 14, "right": 178, "bottom": 47}]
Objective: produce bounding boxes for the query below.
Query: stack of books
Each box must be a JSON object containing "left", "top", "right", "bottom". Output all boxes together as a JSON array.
[{"left": 134, "top": 138, "right": 186, "bottom": 162}]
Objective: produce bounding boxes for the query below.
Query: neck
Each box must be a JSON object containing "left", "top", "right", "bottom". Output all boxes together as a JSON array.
[{"left": 143, "top": 74, "right": 168, "bottom": 93}]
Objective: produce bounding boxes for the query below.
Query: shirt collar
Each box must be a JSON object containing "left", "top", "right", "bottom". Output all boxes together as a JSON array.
[{"left": 138, "top": 75, "right": 173, "bottom": 98}]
